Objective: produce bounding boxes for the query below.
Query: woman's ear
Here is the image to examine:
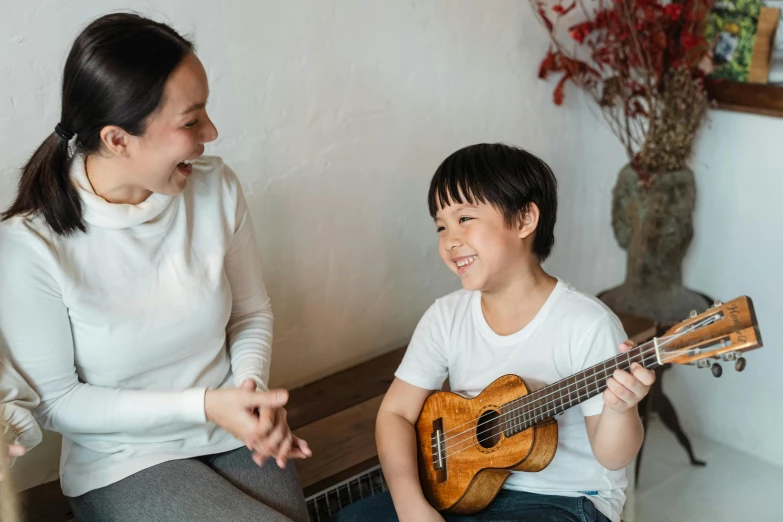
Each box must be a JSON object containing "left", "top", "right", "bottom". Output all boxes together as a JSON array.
[{"left": 99, "top": 125, "right": 132, "bottom": 157}]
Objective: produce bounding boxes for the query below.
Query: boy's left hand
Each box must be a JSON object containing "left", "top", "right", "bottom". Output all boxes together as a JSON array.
[{"left": 603, "top": 340, "right": 656, "bottom": 413}]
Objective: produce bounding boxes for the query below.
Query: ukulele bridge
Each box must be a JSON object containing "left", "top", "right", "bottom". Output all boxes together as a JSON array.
[{"left": 431, "top": 418, "right": 447, "bottom": 483}]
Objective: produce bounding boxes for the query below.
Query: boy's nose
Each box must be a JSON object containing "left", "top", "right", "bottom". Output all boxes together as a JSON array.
[{"left": 445, "top": 232, "right": 463, "bottom": 250}]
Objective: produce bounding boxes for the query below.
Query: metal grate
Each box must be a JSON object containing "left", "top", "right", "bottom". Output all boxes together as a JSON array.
[{"left": 305, "top": 464, "right": 387, "bottom": 521}]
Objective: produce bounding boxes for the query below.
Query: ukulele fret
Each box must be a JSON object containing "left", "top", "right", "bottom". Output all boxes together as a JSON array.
[
  {"left": 597, "top": 361, "right": 608, "bottom": 393},
  {"left": 504, "top": 399, "right": 527, "bottom": 436},
  {"left": 568, "top": 375, "right": 577, "bottom": 407},
  {"left": 515, "top": 400, "right": 523, "bottom": 433}
]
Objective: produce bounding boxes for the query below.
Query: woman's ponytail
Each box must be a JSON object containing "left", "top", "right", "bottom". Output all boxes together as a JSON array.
[{"left": 2, "top": 132, "right": 83, "bottom": 235}]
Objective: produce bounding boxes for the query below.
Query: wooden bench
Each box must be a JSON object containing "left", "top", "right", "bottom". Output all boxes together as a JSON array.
[{"left": 20, "top": 315, "right": 655, "bottom": 521}]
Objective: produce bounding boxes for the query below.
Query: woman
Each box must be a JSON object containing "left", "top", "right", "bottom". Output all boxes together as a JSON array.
[{"left": 0, "top": 13, "right": 310, "bottom": 522}]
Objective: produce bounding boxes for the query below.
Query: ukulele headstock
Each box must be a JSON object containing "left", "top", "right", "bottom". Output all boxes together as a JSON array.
[{"left": 655, "top": 296, "right": 762, "bottom": 373}]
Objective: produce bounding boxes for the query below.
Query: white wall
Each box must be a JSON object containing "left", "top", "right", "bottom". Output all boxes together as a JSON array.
[
  {"left": 668, "top": 111, "right": 783, "bottom": 468},
  {"left": 1, "top": 0, "right": 625, "bottom": 490}
]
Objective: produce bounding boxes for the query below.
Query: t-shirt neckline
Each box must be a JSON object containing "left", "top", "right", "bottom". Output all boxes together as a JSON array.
[{"left": 471, "top": 278, "right": 565, "bottom": 346}]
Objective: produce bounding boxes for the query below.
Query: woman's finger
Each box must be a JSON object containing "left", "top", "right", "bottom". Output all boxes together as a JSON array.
[
  {"left": 244, "top": 389, "right": 289, "bottom": 410},
  {"left": 263, "top": 415, "right": 288, "bottom": 455},
  {"left": 240, "top": 379, "right": 257, "bottom": 392},
  {"left": 292, "top": 436, "right": 312, "bottom": 457},
  {"left": 276, "top": 433, "right": 293, "bottom": 468},
  {"left": 252, "top": 408, "right": 276, "bottom": 441}
]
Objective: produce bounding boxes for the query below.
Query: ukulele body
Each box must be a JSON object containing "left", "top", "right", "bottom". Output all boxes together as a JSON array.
[{"left": 415, "top": 374, "right": 558, "bottom": 514}]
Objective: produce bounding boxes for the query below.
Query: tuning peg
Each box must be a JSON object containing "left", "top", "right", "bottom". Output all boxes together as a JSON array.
[
  {"left": 735, "top": 358, "right": 747, "bottom": 372},
  {"left": 713, "top": 300, "right": 723, "bottom": 308},
  {"left": 690, "top": 310, "right": 698, "bottom": 318},
  {"left": 711, "top": 363, "right": 723, "bottom": 378}
]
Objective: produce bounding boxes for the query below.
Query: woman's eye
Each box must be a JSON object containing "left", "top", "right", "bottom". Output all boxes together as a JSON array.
[
  {"left": 459, "top": 217, "right": 473, "bottom": 224},
  {"left": 436, "top": 226, "right": 445, "bottom": 233},
  {"left": 184, "top": 120, "right": 198, "bottom": 128}
]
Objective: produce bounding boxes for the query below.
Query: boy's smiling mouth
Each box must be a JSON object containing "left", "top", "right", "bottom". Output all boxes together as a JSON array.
[{"left": 453, "top": 255, "right": 477, "bottom": 274}]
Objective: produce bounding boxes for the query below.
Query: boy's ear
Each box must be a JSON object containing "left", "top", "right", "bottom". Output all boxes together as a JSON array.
[{"left": 518, "top": 203, "right": 540, "bottom": 240}]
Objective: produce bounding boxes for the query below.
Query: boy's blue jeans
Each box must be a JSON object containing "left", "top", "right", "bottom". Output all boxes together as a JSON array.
[{"left": 331, "top": 489, "right": 612, "bottom": 522}]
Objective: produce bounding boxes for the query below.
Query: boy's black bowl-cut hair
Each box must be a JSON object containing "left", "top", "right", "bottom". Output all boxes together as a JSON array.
[{"left": 428, "top": 143, "right": 558, "bottom": 262}]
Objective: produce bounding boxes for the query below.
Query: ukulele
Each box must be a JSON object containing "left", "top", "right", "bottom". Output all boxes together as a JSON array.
[{"left": 415, "top": 296, "right": 762, "bottom": 515}]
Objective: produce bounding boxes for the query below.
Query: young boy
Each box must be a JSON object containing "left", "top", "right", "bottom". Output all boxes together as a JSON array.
[{"left": 335, "top": 143, "right": 654, "bottom": 522}]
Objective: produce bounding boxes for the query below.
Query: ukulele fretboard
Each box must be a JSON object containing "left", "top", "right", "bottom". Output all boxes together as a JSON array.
[{"left": 500, "top": 344, "right": 657, "bottom": 437}]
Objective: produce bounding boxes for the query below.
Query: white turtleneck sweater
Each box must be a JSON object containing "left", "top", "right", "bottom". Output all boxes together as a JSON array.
[{"left": 0, "top": 155, "right": 272, "bottom": 496}]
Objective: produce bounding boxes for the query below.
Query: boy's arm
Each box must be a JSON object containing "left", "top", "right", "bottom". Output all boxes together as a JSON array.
[
  {"left": 376, "top": 378, "right": 445, "bottom": 522},
  {"left": 585, "top": 341, "right": 655, "bottom": 470},
  {"left": 584, "top": 407, "right": 644, "bottom": 470}
]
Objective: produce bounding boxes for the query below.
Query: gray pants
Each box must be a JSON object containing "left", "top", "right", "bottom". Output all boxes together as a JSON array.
[{"left": 68, "top": 447, "right": 309, "bottom": 522}]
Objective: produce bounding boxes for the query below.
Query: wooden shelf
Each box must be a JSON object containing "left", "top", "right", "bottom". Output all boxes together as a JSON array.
[
  {"left": 707, "top": 6, "right": 783, "bottom": 118},
  {"left": 706, "top": 79, "right": 783, "bottom": 119}
]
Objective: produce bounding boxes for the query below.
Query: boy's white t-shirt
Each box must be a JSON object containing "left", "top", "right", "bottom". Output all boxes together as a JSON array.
[{"left": 395, "top": 280, "right": 628, "bottom": 522}]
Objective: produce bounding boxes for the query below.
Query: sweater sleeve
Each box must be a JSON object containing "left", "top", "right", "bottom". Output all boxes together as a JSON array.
[
  {"left": 0, "top": 355, "right": 43, "bottom": 455},
  {"left": 0, "top": 224, "right": 207, "bottom": 437},
  {"left": 222, "top": 165, "right": 274, "bottom": 391}
]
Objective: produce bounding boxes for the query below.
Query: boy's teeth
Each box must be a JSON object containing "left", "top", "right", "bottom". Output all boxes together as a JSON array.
[{"left": 456, "top": 255, "right": 476, "bottom": 267}]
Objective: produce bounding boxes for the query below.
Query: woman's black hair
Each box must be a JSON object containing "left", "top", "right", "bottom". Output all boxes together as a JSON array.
[{"left": 2, "top": 13, "right": 194, "bottom": 235}]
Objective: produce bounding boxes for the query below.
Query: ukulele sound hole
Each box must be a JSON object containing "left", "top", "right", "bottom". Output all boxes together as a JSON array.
[{"left": 477, "top": 409, "right": 502, "bottom": 449}]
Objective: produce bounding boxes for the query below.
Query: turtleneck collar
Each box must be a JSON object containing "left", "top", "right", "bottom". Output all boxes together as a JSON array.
[{"left": 70, "top": 154, "right": 173, "bottom": 229}]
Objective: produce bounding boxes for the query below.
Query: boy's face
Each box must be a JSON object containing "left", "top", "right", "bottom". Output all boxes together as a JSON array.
[{"left": 434, "top": 199, "right": 534, "bottom": 292}]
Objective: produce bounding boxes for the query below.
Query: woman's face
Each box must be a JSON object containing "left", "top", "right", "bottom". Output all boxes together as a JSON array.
[{"left": 124, "top": 53, "right": 218, "bottom": 196}]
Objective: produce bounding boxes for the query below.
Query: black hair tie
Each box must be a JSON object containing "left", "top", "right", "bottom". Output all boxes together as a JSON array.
[{"left": 54, "top": 123, "right": 74, "bottom": 141}]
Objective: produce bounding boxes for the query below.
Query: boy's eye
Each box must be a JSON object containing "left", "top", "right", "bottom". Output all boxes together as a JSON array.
[
  {"left": 184, "top": 120, "right": 198, "bottom": 128},
  {"left": 436, "top": 226, "right": 445, "bottom": 233},
  {"left": 459, "top": 217, "right": 473, "bottom": 224}
]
